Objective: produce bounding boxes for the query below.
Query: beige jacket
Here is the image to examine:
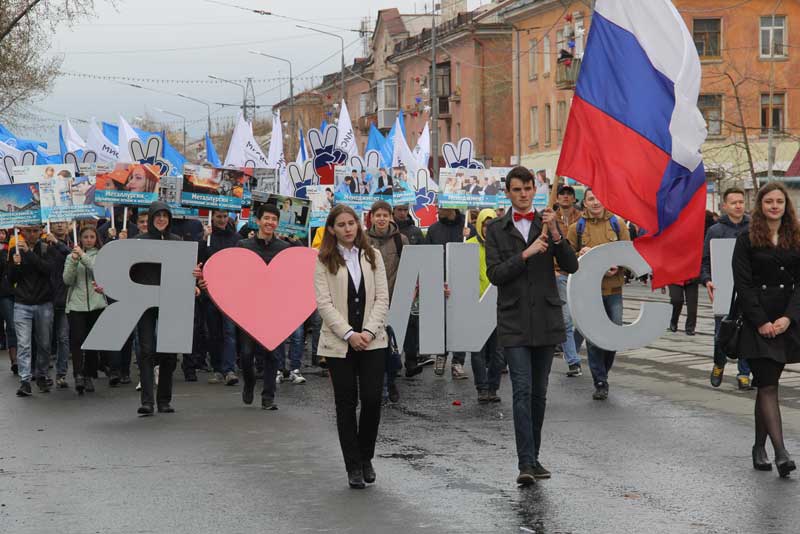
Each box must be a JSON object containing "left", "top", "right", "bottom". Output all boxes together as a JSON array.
[{"left": 314, "top": 247, "right": 390, "bottom": 358}]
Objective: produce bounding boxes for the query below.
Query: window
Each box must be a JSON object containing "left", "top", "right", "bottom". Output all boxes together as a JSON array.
[
  {"left": 544, "top": 103, "right": 552, "bottom": 145},
  {"left": 528, "top": 39, "right": 538, "bottom": 79},
  {"left": 693, "top": 19, "right": 721, "bottom": 58},
  {"left": 556, "top": 29, "right": 565, "bottom": 55},
  {"left": 377, "top": 78, "right": 398, "bottom": 111},
  {"left": 436, "top": 62, "right": 451, "bottom": 96},
  {"left": 529, "top": 106, "right": 539, "bottom": 146},
  {"left": 543, "top": 36, "right": 551, "bottom": 74},
  {"left": 761, "top": 93, "right": 785, "bottom": 133},
  {"left": 574, "top": 13, "right": 585, "bottom": 56},
  {"left": 557, "top": 101, "right": 567, "bottom": 142},
  {"left": 761, "top": 16, "right": 787, "bottom": 57},
  {"left": 698, "top": 94, "right": 722, "bottom": 135}
]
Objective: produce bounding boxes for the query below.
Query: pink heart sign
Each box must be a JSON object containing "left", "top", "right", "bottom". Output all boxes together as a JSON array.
[{"left": 203, "top": 247, "right": 318, "bottom": 351}]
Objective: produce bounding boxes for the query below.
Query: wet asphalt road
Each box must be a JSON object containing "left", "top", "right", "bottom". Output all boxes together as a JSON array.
[{"left": 1, "top": 309, "right": 800, "bottom": 534}]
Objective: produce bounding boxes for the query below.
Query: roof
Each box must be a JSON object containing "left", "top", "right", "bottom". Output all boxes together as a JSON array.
[{"left": 377, "top": 8, "right": 407, "bottom": 37}]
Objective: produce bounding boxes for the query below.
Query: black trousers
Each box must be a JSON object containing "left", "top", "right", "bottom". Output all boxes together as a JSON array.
[
  {"left": 327, "top": 348, "right": 386, "bottom": 471},
  {"left": 137, "top": 308, "right": 177, "bottom": 407},
  {"left": 239, "top": 331, "right": 277, "bottom": 402},
  {"left": 67, "top": 309, "right": 103, "bottom": 378},
  {"left": 669, "top": 283, "right": 698, "bottom": 331},
  {"left": 403, "top": 314, "right": 419, "bottom": 368}
]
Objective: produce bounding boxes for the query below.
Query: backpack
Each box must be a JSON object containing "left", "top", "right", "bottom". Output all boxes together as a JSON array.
[
  {"left": 393, "top": 233, "right": 404, "bottom": 256},
  {"left": 575, "top": 216, "right": 620, "bottom": 250}
]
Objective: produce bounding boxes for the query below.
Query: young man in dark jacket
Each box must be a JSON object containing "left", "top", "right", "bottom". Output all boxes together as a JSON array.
[
  {"left": 485, "top": 166, "right": 578, "bottom": 486},
  {"left": 200, "top": 210, "right": 241, "bottom": 386},
  {"left": 46, "top": 221, "right": 73, "bottom": 389},
  {"left": 236, "top": 203, "right": 289, "bottom": 410},
  {"left": 393, "top": 204, "right": 424, "bottom": 245},
  {"left": 701, "top": 187, "right": 752, "bottom": 389},
  {"left": 11, "top": 225, "right": 57, "bottom": 397},
  {"left": 133, "top": 201, "right": 183, "bottom": 415}
]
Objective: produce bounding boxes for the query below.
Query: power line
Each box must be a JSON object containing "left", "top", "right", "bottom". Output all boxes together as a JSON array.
[
  {"left": 60, "top": 34, "right": 313, "bottom": 55},
  {"left": 59, "top": 71, "right": 321, "bottom": 85},
  {"left": 203, "top": 0, "right": 362, "bottom": 34}
]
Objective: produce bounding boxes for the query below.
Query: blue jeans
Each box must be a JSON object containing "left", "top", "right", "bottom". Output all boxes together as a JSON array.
[
  {"left": 505, "top": 346, "right": 555, "bottom": 469},
  {"left": 713, "top": 315, "right": 751, "bottom": 377},
  {"left": 0, "top": 296, "right": 17, "bottom": 348},
  {"left": 206, "top": 301, "right": 237, "bottom": 374},
  {"left": 275, "top": 324, "right": 304, "bottom": 371},
  {"left": 557, "top": 274, "right": 580, "bottom": 366},
  {"left": 53, "top": 309, "right": 70, "bottom": 377},
  {"left": 14, "top": 302, "right": 54, "bottom": 383},
  {"left": 471, "top": 330, "right": 504, "bottom": 391},
  {"left": 586, "top": 293, "right": 623, "bottom": 386}
]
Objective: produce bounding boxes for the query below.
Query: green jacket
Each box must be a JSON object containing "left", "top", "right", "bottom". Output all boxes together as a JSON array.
[
  {"left": 63, "top": 248, "right": 107, "bottom": 313},
  {"left": 465, "top": 208, "right": 497, "bottom": 296}
]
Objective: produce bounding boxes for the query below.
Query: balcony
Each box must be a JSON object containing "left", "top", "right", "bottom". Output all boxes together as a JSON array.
[
  {"left": 555, "top": 57, "right": 582, "bottom": 90},
  {"left": 357, "top": 113, "right": 376, "bottom": 133}
]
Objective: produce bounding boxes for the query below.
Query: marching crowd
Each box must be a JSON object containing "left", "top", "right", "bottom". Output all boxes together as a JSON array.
[{"left": 2, "top": 167, "right": 797, "bottom": 486}]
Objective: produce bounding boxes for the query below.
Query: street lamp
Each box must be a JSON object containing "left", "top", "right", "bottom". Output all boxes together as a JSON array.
[
  {"left": 177, "top": 93, "right": 212, "bottom": 134},
  {"left": 296, "top": 25, "right": 345, "bottom": 105},
  {"left": 155, "top": 107, "right": 187, "bottom": 154},
  {"left": 249, "top": 50, "right": 295, "bottom": 158},
  {"left": 208, "top": 75, "right": 247, "bottom": 119}
]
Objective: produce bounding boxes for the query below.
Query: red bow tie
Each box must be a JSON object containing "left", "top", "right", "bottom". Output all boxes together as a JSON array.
[{"left": 513, "top": 212, "right": 535, "bottom": 222}]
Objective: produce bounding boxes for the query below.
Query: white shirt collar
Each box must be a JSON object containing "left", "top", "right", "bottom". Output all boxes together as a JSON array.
[{"left": 337, "top": 244, "right": 359, "bottom": 258}]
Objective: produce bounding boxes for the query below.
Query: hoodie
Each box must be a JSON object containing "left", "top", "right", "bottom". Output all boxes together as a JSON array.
[
  {"left": 465, "top": 208, "right": 497, "bottom": 295},
  {"left": 396, "top": 217, "right": 424, "bottom": 245},
  {"left": 132, "top": 201, "right": 182, "bottom": 286},
  {"left": 700, "top": 213, "right": 750, "bottom": 286},
  {"left": 199, "top": 219, "right": 241, "bottom": 263},
  {"left": 367, "top": 220, "right": 409, "bottom": 298}
]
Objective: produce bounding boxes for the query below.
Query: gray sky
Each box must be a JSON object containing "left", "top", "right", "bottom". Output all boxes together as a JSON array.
[{"left": 22, "top": 0, "right": 487, "bottom": 150}]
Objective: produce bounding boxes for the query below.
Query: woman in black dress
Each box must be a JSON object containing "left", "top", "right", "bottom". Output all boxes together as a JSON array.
[{"left": 733, "top": 181, "right": 799, "bottom": 477}]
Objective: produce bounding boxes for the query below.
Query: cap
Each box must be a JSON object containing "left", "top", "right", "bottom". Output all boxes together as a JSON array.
[{"left": 557, "top": 184, "right": 576, "bottom": 196}]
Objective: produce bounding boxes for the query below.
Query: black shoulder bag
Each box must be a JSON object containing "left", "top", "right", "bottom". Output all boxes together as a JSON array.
[{"left": 717, "top": 291, "right": 742, "bottom": 360}]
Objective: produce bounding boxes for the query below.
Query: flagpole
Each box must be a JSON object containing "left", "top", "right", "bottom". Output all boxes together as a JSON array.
[{"left": 431, "top": 6, "right": 439, "bottom": 182}]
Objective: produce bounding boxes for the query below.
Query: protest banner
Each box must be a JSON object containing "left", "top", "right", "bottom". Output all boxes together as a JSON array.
[
  {"left": 158, "top": 175, "right": 198, "bottom": 218},
  {"left": 181, "top": 165, "right": 246, "bottom": 211},
  {"left": 307, "top": 185, "right": 333, "bottom": 228},
  {"left": 391, "top": 166, "right": 415, "bottom": 206},
  {"left": 94, "top": 163, "right": 161, "bottom": 206},
  {"left": 0, "top": 182, "right": 42, "bottom": 228},
  {"left": 250, "top": 192, "right": 311, "bottom": 240},
  {"left": 12, "top": 164, "right": 103, "bottom": 222},
  {"left": 437, "top": 168, "right": 497, "bottom": 209},
  {"left": 333, "top": 165, "right": 367, "bottom": 210}
]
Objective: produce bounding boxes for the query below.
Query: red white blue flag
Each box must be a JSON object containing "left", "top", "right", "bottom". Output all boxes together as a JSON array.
[{"left": 557, "top": 0, "right": 708, "bottom": 288}]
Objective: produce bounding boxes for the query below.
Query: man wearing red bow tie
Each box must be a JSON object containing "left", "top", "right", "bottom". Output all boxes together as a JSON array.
[{"left": 485, "top": 166, "right": 578, "bottom": 487}]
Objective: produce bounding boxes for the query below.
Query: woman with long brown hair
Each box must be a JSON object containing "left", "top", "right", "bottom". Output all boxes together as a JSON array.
[
  {"left": 314, "top": 204, "right": 389, "bottom": 489},
  {"left": 733, "top": 181, "right": 799, "bottom": 477}
]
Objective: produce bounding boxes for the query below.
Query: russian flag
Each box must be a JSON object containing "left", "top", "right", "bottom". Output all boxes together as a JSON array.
[{"left": 557, "top": 0, "right": 708, "bottom": 288}]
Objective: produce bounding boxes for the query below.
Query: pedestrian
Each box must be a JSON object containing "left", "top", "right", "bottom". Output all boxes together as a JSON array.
[
  {"left": 466, "top": 208, "right": 505, "bottom": 403},
  {"left": 63, "top": 226, "right": 107, "bottom": 395},
  {"left": 11, "top": 225, "right": 56, "bottom": 397},
  {"left": 274, "top": 235, "right": 307, "bottom": 386},
  {"left": 567, "top": 188, "right": 630, "bottom": 400},
  {"left": 554, "top": 185, "right": 583, "bottom": 377},
  {"left": 367, "top": 200, "right": 408, "bottom": 403},
  {"left": 425, "top": 207, "right": 470, "bottom": 379},
  {"left": 0, "top": 230, "right": 17, "bottom": 376},
  {"left": 668, "top": 279, "right": 699, "bottom": 335},
  {"left": 46, "top": 221, "right": 73, "bottom": 388},
  {"left": 132, "top": 202, "right": 182, "bottom": 416},
  {"left": 485, "top": 167, "right": 578, "bottom": 486},
  {"left": 703, "top": 188, "right": 752, "bottom": 390},
  {"left": 732, "top": 182, "right": 798, "bottom": 477},
  {"left": 315, "top": 204, "right": 390, "bottom": 489}
]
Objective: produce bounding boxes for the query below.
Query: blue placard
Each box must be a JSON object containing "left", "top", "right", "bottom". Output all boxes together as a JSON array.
[{"left": 0, "top": 183, "right": 42, "bottom": 228}]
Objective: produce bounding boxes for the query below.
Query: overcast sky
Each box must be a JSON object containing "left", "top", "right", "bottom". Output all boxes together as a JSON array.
[{"left": 21, "top": 0, "right": 488, "bottom": 150}]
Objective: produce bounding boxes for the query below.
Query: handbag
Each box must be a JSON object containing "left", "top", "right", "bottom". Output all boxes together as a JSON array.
[
  {"left": 718, "top": 290, "right": 742, "bottom": 360},
  {"left": 384, "top": 325, "right": 403, "bottom": 374}
]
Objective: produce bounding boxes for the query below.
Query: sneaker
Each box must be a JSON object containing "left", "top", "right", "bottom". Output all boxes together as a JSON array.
[
  {"left": 419, "top": 356, "right": 436, "bottom": 367},
  {"left": 738, "top": 375, "right": 753, "bottom": 390},
  {"left": 710, "top": 365, "right": 724, "bottom": 388},
  {"left": 388, "top": 383, "right": 399, "bottom": 403},
  {"left": 478, "top": 389, "right": 490, "bottom": 403},
  {"left": 276, "top": 370, "right": 284, "bottom": 384},
  {"left": 36, "top": 376, "right": 50, "bottom": 393},
  {"left": 532, "top": 461, "right": 551, "bottom": 479},
  {"left": 135, "top": 381, "right": 142, "bottom": 391},
  {"left": 433, "top": 355, "right": 446, "bottom": 376},
  {"left": 451, "top": 363, "right": 469, "bottom": 380},
  {"left": 16, "top": 381, "right": 32, "bottom": 397},
  {"left": 516, "top": 466, "right": 536, "bottom": 486},
  {"left": 261, "top": 399, "right": 278, "bottom": 411},
  {"left": 56, "top": 375, "right": 69, "bottom": 389},
  {"left": 208, "top": 372, "right": 224, "bottom": 384},
  {"left": 289, "top": 369, "right": 306, "bottom": 384},
  {"left": 566, "top": 364, "right": 582, "bottom": 377},
  {"left": 592, "top": 382, "right": 608, "bottom": 400},
  {"left": 224, "top": 371, "right": 239, "bottom": 386}
]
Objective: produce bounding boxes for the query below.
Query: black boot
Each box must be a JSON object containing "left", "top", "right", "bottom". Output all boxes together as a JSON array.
[{"left": 348, "top": 468, "right": 365, "bottom": 489}]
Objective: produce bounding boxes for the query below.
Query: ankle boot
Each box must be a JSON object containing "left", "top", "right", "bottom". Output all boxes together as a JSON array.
[{"left": 752, "top": 445, "right": 772, "bottom": 471}]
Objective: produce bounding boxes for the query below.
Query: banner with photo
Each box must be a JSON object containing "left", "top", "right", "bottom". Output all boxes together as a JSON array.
[
  {"left": 333, "top": 166, "right": 368, "bottom": 209},
  {"left": 94, "top": 163, "right": 161, "bottom": 206},
  {"left": 12, "top": 164, "right": 103, "bottom": 222},
  {"left": 437, "top": 168, "right": 503, "bottom": 209},
  {"left": 181, "top": 165, "right": 246, "bottom": 211},
  {"left": 159, "top": 175, "right": 199, "bottom": 218},
  {"left": 307, "top": 185, "right": 333, "bottom": 228},
  {"left": 391, "top": 166, "right": 415, "bottom": 206},
  {"left": 250, "top": 192, "right": 311, "bottom": 240},
  {"left": 0, "top": 182, "right": 42, "bottom": 228}
]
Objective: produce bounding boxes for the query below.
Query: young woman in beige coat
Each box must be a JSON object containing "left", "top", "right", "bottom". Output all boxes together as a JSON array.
[{"left": 314, "top": 204, "right": 389, "bottom": 489}]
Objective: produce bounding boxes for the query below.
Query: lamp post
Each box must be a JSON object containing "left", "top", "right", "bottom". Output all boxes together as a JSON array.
[
  {"left": 155, "top": 107, "right": 187, "bottom": 154},
  {"left": 177, "top": 93, "right": 212, "bottom": 134},
  {"left": 296, "top": 25, "right": 345, "bottom": 105},
  {"left": 249, "top": 50, "right": 295, "bottom": 157},
  {"left": 208, "top": 75, "right": 249, "bottom": 120}
]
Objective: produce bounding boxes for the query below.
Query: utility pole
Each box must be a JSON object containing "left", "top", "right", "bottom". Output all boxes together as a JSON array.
[{"left": 431, "top": 6, "right": 439, "bottom": 179}]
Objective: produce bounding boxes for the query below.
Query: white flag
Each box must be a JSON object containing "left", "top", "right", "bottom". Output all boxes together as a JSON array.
[
  {"left": 63, "top": 120, "right": 86, "bottom": 153},
  {"left": 295, "top": 127, "right": 307, "bottom": 164},
  {"left": 413, "top": 123, "right": 430, "bottom": 171},
  {"left": 392, "top": 115, "right": 420, "bottom": 174},
  {"left": 0, "top": 140, "right": 25, "bottom": 183},
  {"left": 224, "top": 113, "right": 270, "bottom": 168},
  {"left": 267, "top": 111, "right": 291, "bottom": 195},
  {"left": 86, "top": 118, "right": 119, "bottom": 164},
  {"left": 336, "top": 100, "right": 360, "bottom": 160},
  {"left": 118, "top": 115, "right": 139, "bottom": 163}
]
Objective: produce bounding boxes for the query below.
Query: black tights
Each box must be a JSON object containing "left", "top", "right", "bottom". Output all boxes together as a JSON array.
[{"left": 755, "top": 385, "right": 786, "bottom": 453}]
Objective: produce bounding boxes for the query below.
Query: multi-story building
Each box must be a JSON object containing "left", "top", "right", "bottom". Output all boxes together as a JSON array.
[{"left": 501, "top": 0, "right": 800, "bottom": 206}]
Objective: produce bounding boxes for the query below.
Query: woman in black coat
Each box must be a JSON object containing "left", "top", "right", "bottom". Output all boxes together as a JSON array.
[{"left": 732, "top": 181, "right": 800, "bottom": 477}]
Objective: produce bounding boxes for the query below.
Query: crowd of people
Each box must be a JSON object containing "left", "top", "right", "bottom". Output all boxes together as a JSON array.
[{"left": 1, "top": 167, "right": 796, "bottom": 486}]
